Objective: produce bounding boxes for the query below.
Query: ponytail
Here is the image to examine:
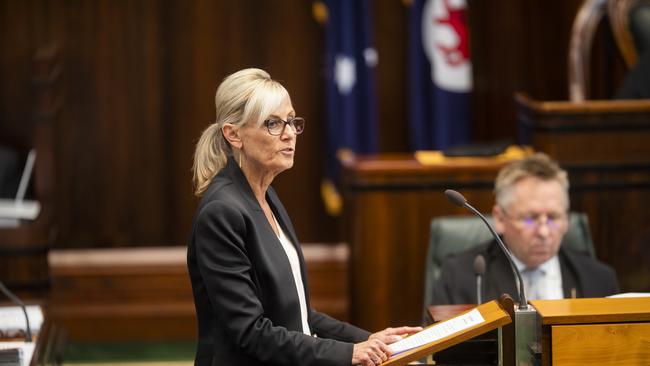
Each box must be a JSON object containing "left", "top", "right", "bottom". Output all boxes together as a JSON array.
[{"left": 192, "top": 123, "right": 229, "bottom": 196}]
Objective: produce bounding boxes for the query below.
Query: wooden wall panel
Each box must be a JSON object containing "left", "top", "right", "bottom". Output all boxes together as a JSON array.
[
  {"left": 1, "top": 0, "right": 340, "bottom": 248},
  {"left": 2, "top": 0, "right": 627, "bottom": 250},
  {"left": 468, "top": 0, "right": 627, "bottom": 142}
]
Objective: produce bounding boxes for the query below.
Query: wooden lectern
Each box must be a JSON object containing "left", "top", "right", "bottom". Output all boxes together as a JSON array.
[
  {"left": 530, "top": 297, "right": 650, "bottom": 366},
  {"left": 382, "top": 297, "right": 515, "bottom": 366}
]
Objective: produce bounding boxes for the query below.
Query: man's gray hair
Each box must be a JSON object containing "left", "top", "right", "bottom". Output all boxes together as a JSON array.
[{"left": 494, "top": 152, "right": 569, "bottom": 209}]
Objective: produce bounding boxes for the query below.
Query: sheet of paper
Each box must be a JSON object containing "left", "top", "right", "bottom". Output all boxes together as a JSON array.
[
  {"left": 0, "top": 305, "right": 43, "bottom": 334},
  {"left": 389, "top": 308, "right": 485, "bottom": 356},
  {"left": 607, "top": 292, "right": 650, "bottom": 298}
]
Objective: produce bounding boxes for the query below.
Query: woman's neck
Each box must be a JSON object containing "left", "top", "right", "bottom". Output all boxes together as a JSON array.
[{"left": 240, "top": 161, "right": 276, "bottom": 205}]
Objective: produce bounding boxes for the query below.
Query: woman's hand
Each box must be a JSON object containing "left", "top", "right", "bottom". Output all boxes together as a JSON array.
[
  {"left": 352, "top": 326, "right": 423, "bottom": 365},
  {"left": 369, "top": 326, "right": 423, "bottom": 345},
  {"left": 352, "top": 338, "right": 391, "bottom": 366}
]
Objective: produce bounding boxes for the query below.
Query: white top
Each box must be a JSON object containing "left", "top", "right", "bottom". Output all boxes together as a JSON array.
[
  {"left": 272, "top": 214, "right": 311, "bottom": 335},
  {"left": 512, "top": 255, "right": 563, "bottom": 300}
]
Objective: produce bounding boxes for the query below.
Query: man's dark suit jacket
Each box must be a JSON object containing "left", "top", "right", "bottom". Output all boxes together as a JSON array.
[
  {"left": 187, "top": 158, "right": 370, "bottom": 366},
  {"left": 431, "top": 239, "right": 620, "bottom": 306}
]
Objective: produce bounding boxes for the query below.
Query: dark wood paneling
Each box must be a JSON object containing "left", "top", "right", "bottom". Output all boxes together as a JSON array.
[
  {"left": 1, "top": 0, "right": 339, "bottom": 247},
  {"left": 2, "top": 0, "right": 626, "bottom": 249},
  {"left": 375, "top": 0, "right": 409, "bottom": 153},
  {"left": 467, "top": 0, "right": 627, "bottom": 142}
]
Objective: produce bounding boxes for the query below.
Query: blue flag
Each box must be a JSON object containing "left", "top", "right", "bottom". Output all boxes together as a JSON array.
[
  {"left": 408, "top": 0, "right": 472, "bottom": 151},
  {"left": 317, "top": 0, "right": 378, "bottom": 215}
]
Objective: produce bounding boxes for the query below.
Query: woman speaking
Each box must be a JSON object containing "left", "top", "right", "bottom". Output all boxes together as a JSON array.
[{"left": 187, "top": 68, "right": 419, "bottom": 366}]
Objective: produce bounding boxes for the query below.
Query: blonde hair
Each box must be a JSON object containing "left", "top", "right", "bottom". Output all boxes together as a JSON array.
[
  {"left": 494, "top": 152, "right": 570, "bottom": 209},
  {"left": 192, "top": 68, "right": 288, "bottom": 196}
]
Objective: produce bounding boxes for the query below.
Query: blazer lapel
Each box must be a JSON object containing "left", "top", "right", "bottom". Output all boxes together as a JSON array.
[
  {"left": 486, "top": 241, "right": 521, "bottom": 303},
  {"left": 223, "top": 157, "right": 263, "bottom": 212},
  {"left": 224, "top": 157, "right": 305, "bottom": 271},
  {"left": 266, "top": 188, "right": 300, "bottom": 247},
  {"left": 224, "top": 157, "right": 286, "bottom": 244},
  {"left": 558, "top": 248, "right": 581, "bottom": 298}
]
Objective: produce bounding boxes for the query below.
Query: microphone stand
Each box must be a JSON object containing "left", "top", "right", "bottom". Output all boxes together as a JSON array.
[
  {"left": 463, "top": 202, "right": 528, "bottom": 310},
  {"left": 444, "top": 189, "right": 539, "bottom": 365},
  {"left": 444, "top": 189, "right": 528, "bottom": 310},
  {"left": 476, "top": 274, "right": 482, "bottom": 304}
]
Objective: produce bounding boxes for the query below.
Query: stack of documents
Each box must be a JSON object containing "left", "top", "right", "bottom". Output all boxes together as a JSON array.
[
  {"left": 0, "top": 343, "right": 20, "bottom": 365},
  {"left": 0, "top": 342, "right": 34, "bottom": 366}
]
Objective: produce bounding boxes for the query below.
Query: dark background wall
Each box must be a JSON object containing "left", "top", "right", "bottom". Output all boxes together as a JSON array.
[{"left": 0, "top": 0, "right": 626, "bottom": 249}]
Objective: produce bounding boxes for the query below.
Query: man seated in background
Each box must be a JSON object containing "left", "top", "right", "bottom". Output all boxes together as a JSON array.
[{"left": 430, "top": 153, "right": 619, "bottom": 306}]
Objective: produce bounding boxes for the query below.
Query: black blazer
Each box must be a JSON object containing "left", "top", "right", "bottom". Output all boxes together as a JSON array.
[
  {"left": 430, "top": 239, "right": 620, "bottom": 306},
  {"left": 187, "top": 158, "right": 370, "bottom": 366}
]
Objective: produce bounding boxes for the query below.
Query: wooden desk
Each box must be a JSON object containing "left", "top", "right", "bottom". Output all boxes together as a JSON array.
[
  {"left": 48, "top": 244, "right": 348, "bottom": 341},
  {"left": 530, "top": 297, "right": 650, "bottom": 366},
  {"left": 342, "top": 154, "right": 512, "bottom": 332}
]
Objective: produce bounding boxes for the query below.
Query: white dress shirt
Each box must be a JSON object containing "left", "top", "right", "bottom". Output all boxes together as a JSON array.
[
  {"left": 273, "top": 214, "right": 311, "bottom": 335},
  {"left": 512, "top": 254, "right": 563, "bottom": 300}
]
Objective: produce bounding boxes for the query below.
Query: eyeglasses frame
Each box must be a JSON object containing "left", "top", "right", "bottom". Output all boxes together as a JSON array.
[
  {"left": 263, "top": 117, "right": 305, "bottom": 136},
  {"left": 499, "top": 206, "right": 568, "bottom": 232}
]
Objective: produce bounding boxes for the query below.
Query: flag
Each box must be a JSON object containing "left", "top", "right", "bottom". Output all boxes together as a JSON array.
[
  {"left": 408, "top": 0, "right": 472, "bottom": 151},
  {"left": 314, "top": 0, "right": 378, "bottom": 215}
]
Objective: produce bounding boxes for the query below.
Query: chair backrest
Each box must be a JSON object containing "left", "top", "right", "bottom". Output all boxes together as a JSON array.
[
  {"left": 568, "top": 0, "right": 648, "bottom": 101},
  {"left": 568, "top": 0, "right": 608, "bottom": 101},
  {"left": 608, "top": 0, "right": 641, "bottom": 68},
  {"left": 422, "top": 212, "right": 595, "bottom": 308}
]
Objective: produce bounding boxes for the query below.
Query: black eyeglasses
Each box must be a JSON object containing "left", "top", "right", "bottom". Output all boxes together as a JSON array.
[{"left": 263, "top": 117, "right": 305, "bottom": 136}]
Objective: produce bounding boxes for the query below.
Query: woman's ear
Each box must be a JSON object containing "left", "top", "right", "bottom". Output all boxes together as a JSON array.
[{"left": 222, "top": 123, "right": 242, "bottom": 149}]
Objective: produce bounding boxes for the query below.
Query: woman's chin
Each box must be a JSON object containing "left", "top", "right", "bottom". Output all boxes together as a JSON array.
[{"left": 273, "top": 158, "right": 294, "bottom": 173}]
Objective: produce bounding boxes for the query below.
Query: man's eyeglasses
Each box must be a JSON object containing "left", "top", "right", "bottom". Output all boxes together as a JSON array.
[
  {"left": 263, "top": 117, "right": 305, "bottom": 136},
  {"left": 501, "top": 208, "right": 567, "bottom": 232}
]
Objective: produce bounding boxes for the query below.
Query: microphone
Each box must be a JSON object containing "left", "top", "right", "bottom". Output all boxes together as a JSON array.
[
  {"left": 444, "top": 189, "right": 528, "bottom": 310},
  {"left": 0, "top": 281, "right": 33, "bottom": 342},
  {"left": 473, "top": 254, "right": 485, "bottom": 304}
]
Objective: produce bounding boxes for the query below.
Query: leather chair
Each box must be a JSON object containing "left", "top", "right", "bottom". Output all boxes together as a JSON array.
[{"left": 422, "top": 212, "right": 595, "bottom": 310}]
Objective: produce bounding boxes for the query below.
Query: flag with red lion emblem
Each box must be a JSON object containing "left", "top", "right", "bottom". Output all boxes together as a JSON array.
[{"left": 407, "top": 0, "right": 472, "bottom": 150}]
